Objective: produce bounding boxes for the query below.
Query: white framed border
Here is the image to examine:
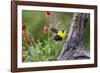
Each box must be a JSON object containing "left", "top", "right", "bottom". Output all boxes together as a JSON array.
[{"left": 17, "top": 5, "right": 94, "bottom": 68}]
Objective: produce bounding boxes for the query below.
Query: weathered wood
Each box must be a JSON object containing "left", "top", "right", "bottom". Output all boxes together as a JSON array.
[{"left": 57, "top": 13, "right": 90, "bottom": 60}]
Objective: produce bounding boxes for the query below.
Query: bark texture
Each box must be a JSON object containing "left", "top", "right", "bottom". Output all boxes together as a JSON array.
[{"left": 57, "top": 13, "right": 90, "bottom": 60}]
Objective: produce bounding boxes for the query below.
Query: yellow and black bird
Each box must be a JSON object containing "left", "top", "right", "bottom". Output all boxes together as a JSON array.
[{"left": 51, "top": 28, "right": 66, "bottom": 41}]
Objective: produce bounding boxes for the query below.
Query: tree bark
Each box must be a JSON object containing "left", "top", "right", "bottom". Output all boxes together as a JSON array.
[{"left": 57, "top": 13, "right": 90, "bottom": 60}]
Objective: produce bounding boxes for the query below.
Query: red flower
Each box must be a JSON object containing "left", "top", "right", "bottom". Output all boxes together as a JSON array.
[
  {"left": 26, "top": 40, "right": 31, "bottom": 45},
  {"left": 45, "top": 11, "right": 50, "bottom": 17},
  {"left": 43, "top": 26, "right": 48, "bottom": 33}
]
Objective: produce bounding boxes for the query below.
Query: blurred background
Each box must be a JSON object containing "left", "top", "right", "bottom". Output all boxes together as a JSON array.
[
  {"left": 22, "top": 10, "right": 90, "bottom": 62},
  {"left": 22, "top": 10, "right": 73, "bottom": 42}
]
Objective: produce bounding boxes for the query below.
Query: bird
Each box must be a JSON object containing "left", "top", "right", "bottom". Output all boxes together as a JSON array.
[{"left": 51, "top": 28, "right": 66, "bottom": 41}]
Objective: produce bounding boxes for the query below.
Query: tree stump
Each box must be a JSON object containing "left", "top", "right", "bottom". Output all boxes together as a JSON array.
[{"left": 57, "top": 13, "right": 90, "bottom": 60}]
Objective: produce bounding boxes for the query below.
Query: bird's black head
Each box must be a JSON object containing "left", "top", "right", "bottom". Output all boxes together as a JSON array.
[{"left": 62, "top": 30, "right": 64, "bottom": 33}]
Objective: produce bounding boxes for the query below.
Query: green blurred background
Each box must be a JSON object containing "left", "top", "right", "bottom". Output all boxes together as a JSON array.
[
  {"left": 22, "top": 10, "right": 90, "bottom": 62},
  {"left": 22, "top": 10, "right": 73, "bottom": 42}
]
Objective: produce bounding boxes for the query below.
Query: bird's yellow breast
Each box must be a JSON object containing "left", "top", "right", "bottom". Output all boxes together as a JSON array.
[{"left": 58, "top": 31, "right": 66, "bottom": 38}]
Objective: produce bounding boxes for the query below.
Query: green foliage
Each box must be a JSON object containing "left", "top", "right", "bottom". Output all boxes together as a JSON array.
[
  {"left": 22, "top": 10, "right": 90, "bottom": 62},
  {"left": 85, "top": 15, "right": 90, "bottom": 50},
  {"left": 23, "top": 36, "right": 62, "bottom": 62},
  {"left": 22, "top": 10, "right": 47, "bottom": 41}
]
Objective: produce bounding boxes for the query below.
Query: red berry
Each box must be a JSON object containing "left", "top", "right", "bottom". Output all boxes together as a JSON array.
[{"left": 45, "top": 11, "right": 50, "bottom": 17}]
